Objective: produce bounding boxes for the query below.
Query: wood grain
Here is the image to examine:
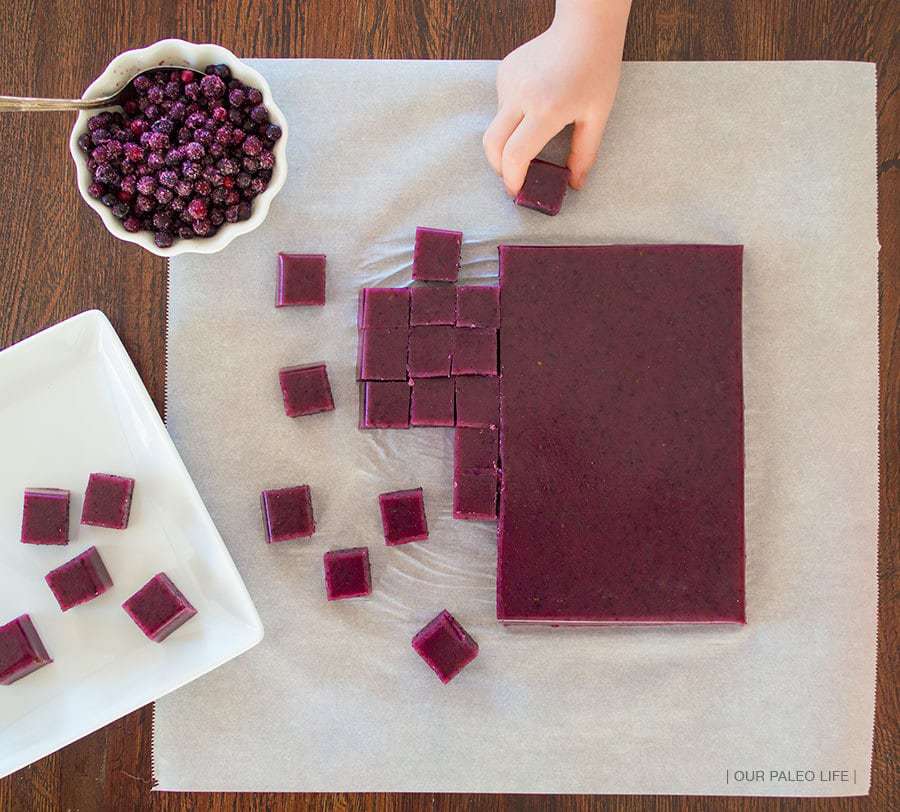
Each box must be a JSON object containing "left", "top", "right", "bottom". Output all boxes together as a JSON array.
[{"left": 0, "top": 1, "right": 896, "bottom": 809}]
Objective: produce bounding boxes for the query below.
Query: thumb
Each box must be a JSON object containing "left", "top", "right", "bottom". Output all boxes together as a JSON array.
[{"left": 567, "top": 117, "right": 606, "bottom": 190}]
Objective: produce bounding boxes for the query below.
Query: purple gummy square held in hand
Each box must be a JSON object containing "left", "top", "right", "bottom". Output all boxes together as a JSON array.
[
  {"left": 122, "top": 573, "right": 197, "bottom": 642},
  {"left": 358, "top": 288, "right": 409, "bottom": 328},
  {"left": 361, "top": 381, "right": 410, "bottom": 429},
  {"left": 514, "top": 159, "right": 570, "bottom": 216},
  {"left": 453, "top": 471, "right": 498, "bottom": 521},
  {"left": 357, "top": 330, "right": 408, "bottom": 381},
  {"left": 412, "top": 227, "right": 462, "bottom": 282},
  {"left": 324, "top": 547, "right": 372, "bottom": 600},
  {"left": 410, "top": 378, "right": 455, "bottom": 427},
  {"left": 409, "top": 326, "right": 453, "bottom": 378},
  {"left": 261, "top": 485, "right": 316, "bottom": 543},
  {"left": 411, "top": 610, "right": 478, "bottom": 684},
  {"left": 45, "top": 546, "right": 113, "bottom": 611},
  {"left": 455, "top": 376, "right": 499, "bottom": 428},
  {"left": 411, "top": 286, "right": 456, "bottom": 326},
  {"left": 81, "top": 473, "right": 135, "bottom": 529},
  {"left": 379, "top": 488, "right": 428, "bottom": 545},
  {"left": 0, "top": 615, "right": 52, "bottom": 685},
  {"left": 454, "top": 427, "right": 499, "bottom": 474},
  {"left": 279, "top": 363, "right": 335, "bottom": 417},
  {"left": 276, "top": 253, "right": 326, "bottom": 307},
  {"left": 453, "top": 328, "right": 498, "bottom": 376},
  {"left": 456, "top": 286, "right": 499, "bottom": 328},
  {"left": 21, "top": 488, "right": 70, "bottom": 545}
]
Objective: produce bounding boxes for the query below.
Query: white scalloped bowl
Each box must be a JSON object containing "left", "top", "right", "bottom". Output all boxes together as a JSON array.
[{"left": 69, "top": 39, "right": 288, "bottom": 257}]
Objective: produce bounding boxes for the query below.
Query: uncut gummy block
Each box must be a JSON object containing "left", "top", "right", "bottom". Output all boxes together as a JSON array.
[
  {"left": 409, "top": 326, "right": 453, "bottom": 377},
  {"left": 358, "top": 288, "right": 409, "bottom": 329},
  {"left": 81, "top": 473, "right": 135, "bottom": 529},
  {"left": 454, "top": 427, "right": 499, "bottom": 474},
  {"left": 324, "top": 547, "right": 372, "bottom": 601},
  {"left": 456, "top": 286, "right": 500, "bottom": 328},
  {"left": 453, "top": 471, "right": 498, "bottom": 521},
  {"left": 279, "top": 363, "right": 335, "bottom": 417},
  {"left": 514, "top": 159, "right": 570, "bottom": 216},
  {"left": 497, "top": 244, "right": 745, "bottom": 624},
  {"left": 412, "top": 227, "right": 462, "bottom": 282},
  {"left": 454, "top": 376, "right": 499, "bottom": 428},
  {"left": 453, "top": 328, "right": 498, "bottom": 376},
  {"left": 0, "top": 615, "right": 52, "bottom": 685},
  {"left": 411, "top": 285, "right": 456, "bottom": 326},
  {"left": 410, "top": 378, "right": 455, "bottom": 427},
  {"left": 45, "top": 546, "right": 113, "bottom": 611},
  {"left": 122, "top": 573, "right": 197, "bottom": 642},
  {"left": 411, "top": 610, "right": 478, "bottom": 684},
  {"left": 276, "top": 253, "right": 326, "bottom": 307},
  {"left": 21, "top": 488, "right": 69, "bottom": 545},
  {"left": 261, "top": 485, "right": 316, "bottom": 543},
  {"left": 357, "top": 329, "right": 408, "bottom": 381},
  {"left": 379, "top": 488, "right": 428, "bottom": 545},
  {"left": 361, "top": 381, "right": 410, "bottom": 429}
]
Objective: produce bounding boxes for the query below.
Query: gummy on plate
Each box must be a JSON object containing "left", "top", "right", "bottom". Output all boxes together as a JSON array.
[
  {"left": 122, "top": 573, "right": 197, "bottom": 642},
  {"left": 45, "top": 546, "right": 113, "bottom": 612},
  {"left": 81, "top": 472, "right": 135, "bottom": 530},
  {"left": 0, "top": 614, "right": 52, "bottom": 686},
  {"left": 21, "top": 488, "right": 70, "bottom": 545}
]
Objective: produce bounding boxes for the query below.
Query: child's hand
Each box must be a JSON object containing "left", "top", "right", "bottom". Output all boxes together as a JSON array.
[{"left": 483, "top": 0, "right": 631, "bottom": 196}]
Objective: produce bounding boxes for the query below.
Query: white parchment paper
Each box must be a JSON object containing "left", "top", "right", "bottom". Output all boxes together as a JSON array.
[{"left": 157, "top": 60, "right": 878, "bottom": 796}]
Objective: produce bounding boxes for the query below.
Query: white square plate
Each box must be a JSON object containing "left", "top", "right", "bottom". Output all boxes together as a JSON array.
[{"left": 0, "top": 310, "right": 263, "bottom": 779}]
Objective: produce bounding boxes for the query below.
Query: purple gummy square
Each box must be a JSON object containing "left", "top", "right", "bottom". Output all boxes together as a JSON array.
[
  {"left": 279, "top": 363, "right": 335, "bottom": 417},
  {"left": 410, "top": 378, "right": 455, "bottom": 427},
  {"left": 81, "top": 473, "right": 135, "bottom": 530},
  {"left": 122, "top": 573, "right": 197, "bottom": 642},
  {"left": 21, "top": 488, "right": 69, "bottom": 545},
  {"left": 0, "top": 615, "right": 52, "bottom": 686},
  {"left": 410, "top": 286, "right": 456, "bottom": 326},
  {"left": 454, "top": 427, "right": 499, "bottom": 474},
  {"left": 324, "top": 547, "right": 372, "bottom": 600},
  {"left": 411, "top": 610, "right": 478, "bottom": 684},
  {"left": 261, "top": 485, "right": 316, "bottom": 543},
  {"left": 455, "top": 376, "right": 499, "bottom": 428},
  {"left": 408, "top": 326, "right": 453, "bottom": 378},
  {"left": 453, "top": 328, "right": 497, "bottom": 376},
  {"left": 358, "top": 288, "right": 409, "bottom": 328},
  {"left": 357, "top": 329, "right": 408, "bottom": 381},
  {"left": 456, "top": 286, "right": 499, "bottom": 328},
  {"left": 453, "top": 471, "right": 498, "bottom": 521},
  {"left": 514, "top": 159, "right": 570, "bottom": 216},
  {"left": 45, "top": 546, "right": 113, "bottom": 611},
  {"left": 276, "top": 253, "right": 326, "bottom": 307},
  {"left": 379, "top": 488, "right": 428, "bottom": 545},
  {"left": 361, "top": 381, "right": 410, "bottom": 429},
  {"left": 412, "top": 227, "right": 462, "bottom": 282}
]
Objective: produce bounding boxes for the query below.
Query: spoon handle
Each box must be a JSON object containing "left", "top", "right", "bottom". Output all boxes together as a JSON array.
[{"left": 0, "top": 95, "right": 116, "bottom": 112}]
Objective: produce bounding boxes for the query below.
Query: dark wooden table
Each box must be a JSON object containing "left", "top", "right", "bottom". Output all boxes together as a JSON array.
[{"left": 0, "top": 2, "right": 896, "bottom": 810}]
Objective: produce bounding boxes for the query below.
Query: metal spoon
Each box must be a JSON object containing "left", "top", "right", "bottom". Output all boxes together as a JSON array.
[{"left": 0, "top": 67, "right": 202, "bottom": 112}]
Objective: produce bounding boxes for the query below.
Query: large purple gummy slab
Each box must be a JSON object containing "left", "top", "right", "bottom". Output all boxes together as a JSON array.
[
  {"left": 277, "top": 253, "right": 327, "bottom": 307},
  {"left": 261, "top": 485, "right": 316, "bottom": 543},
  {"left": 514, "top": 159, "right": 570, "bottom": 216},
  {"left": 358, "top": 288, "right": 409, "bottom": 328},
  {"left": 411, "top": 610, "right": 478, "bottom": 684},
  {"left": 453, "top": 328, "right": 497, "bottom": 376},
  {"left": 122, "top": 573, "right": 197, "bottom": 642},
  {"left": 412, "top": 227, "right": 462, "bottom": 282},
  {"left": 411, "top": 286, "right": 456, "bottom": 326},
  {"left": 357, "top": 330, "right": 408, "bottom": 381},
  {"left": 409, "top": 326, "right": 453, "bottom": 378},
  {"left": 454, "top": 376, "right": 499, "bottom": 428},
  {"left": 456, "top": 286, "right": 499, "bottom": 328},
  {"left": 497, "top": 244, "right": 745, "bottom": 624},
  {"left": 0, "top": 615, "right": 52, "bottom": 685},
  {"left": 411, "top": 378, "right": 454, "bottom": 427},
  {"left": 81, "top": 473, "right": 135, "bottom": 529},
  {"left": 379, "top": 488, "right": 428, "bottom": 545},
  {"left": 279, "top": 363, "right": 335, "bottom": 417},
  {"left": 21, "top": 488, "right": 69, "bottom": 545},
  {"left": 324, "top": 547, "right": 372, "bottom": 601},
  {"left": 45, "top": 546, "right": 113, "bottom": 612},
  {"left": 361, "top": 381, "right": 410, "bottom": 429}
]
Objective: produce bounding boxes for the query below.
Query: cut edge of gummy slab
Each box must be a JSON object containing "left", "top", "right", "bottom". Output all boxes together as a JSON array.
[
  {"left": 0, "top": 614, "right": 53, "bottom": 685},
  {"left": 359, "top": 381, "right": 411, "bottom": 429},
  {"left": 496, "top": 243, "right": 745, "bottom": 625}
]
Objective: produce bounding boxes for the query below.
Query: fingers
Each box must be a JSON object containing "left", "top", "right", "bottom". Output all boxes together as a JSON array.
[
  {"left": 483, "top": 106, "right": 523, "bottom": 177},
  {"left": 567, "top": 117, "right": 606, "bottom": 190},
  {"left": 501, "top": 114, "right": 562, "bottom": 196}
]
